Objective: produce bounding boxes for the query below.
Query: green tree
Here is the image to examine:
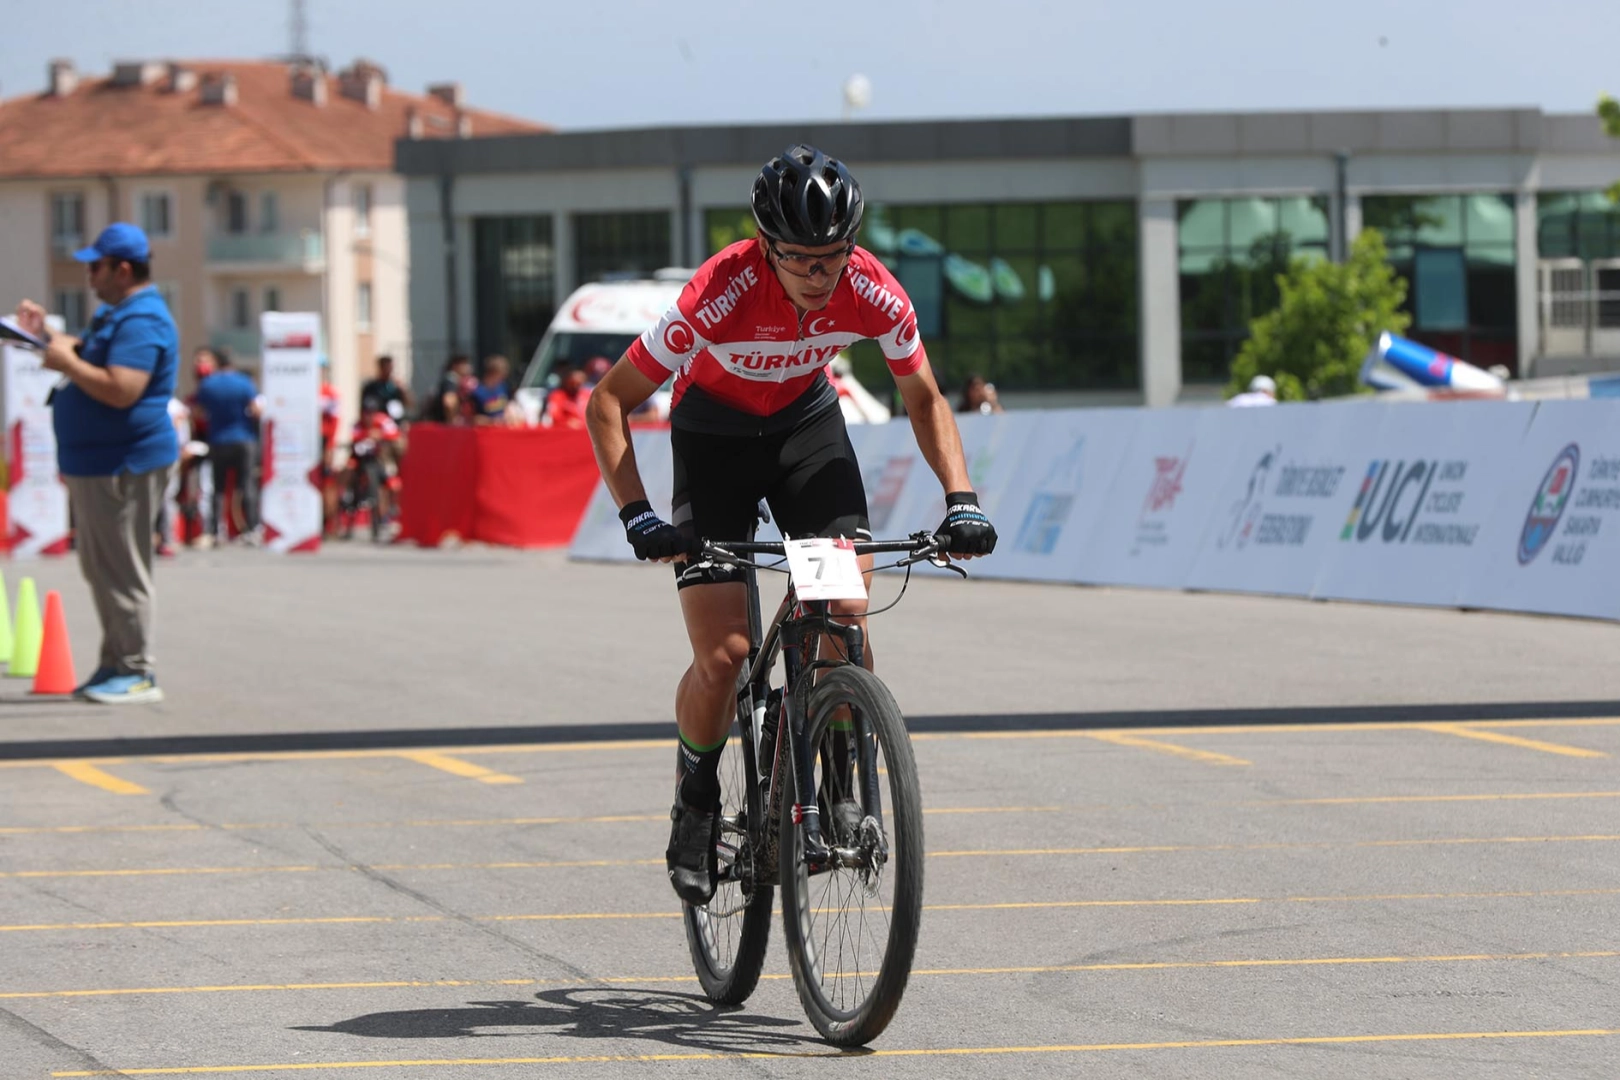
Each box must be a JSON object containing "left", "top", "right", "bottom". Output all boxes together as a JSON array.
[
  {"left": 1601, "top": 94, "right": 1620, "bottom": 203},
  {"left": 1226, "top": 228, "right": 1410, "bottom": 401}
]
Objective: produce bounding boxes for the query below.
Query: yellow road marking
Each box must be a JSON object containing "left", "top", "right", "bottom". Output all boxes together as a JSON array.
[
  {"left": 9, "top": 950, "right": 1618, "bottom": 1000},
  {"left": 8, "top": 886, "right": 1619, "bottom": 934},
  {"left": 10, "top": 832, "right": 1619, "bottom": 880},
  {"left": 401, "top": 751, "right": 523, "bottom": 785},
  {"left": 49, "top": 1029, "right": 1620, "bottom": 1075},
  {"left": 0, "top": 716, "right": 1617, "bottom": 773},
  {"left": 8, "top": 790, "right": 1620, "bottom": 836},
  {"left": 51, "top": 762, "right": 148, "bottom": 796},
  {"left": 1085, "top": 731, "right": 1250, "bottom": 766},
  {"left": 1418, "top": 723, "right": 1607, "bottom": 758}
]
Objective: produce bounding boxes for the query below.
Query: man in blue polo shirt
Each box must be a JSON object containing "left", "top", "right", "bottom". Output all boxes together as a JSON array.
[
  {"left": 12, "top": 222, "right": 179, "bottom": 704},
  {"left": 192, "top": 351, "right": 262, "bottom": 544}
]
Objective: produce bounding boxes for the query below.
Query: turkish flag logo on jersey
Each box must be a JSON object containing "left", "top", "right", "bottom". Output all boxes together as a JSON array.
[
  {"left": 664, "top": 321, "right": 696, "bottom": 355},
  {"left": 896, "top": 311, "right": 919, "bottom": 348}
]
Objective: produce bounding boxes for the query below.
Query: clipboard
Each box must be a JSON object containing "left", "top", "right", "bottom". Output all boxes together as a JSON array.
[{"left": 0, "top": 315, "right": 49, "bottom": 351}]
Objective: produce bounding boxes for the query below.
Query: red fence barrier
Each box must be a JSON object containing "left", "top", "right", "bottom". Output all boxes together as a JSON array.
[{"left": 398, "top": 425, "right": 602, "bottom": 549}]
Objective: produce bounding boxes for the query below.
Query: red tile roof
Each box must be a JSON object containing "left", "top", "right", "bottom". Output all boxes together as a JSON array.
[{"left": 0, "top": 60, "right": 548, "bottom": 179}]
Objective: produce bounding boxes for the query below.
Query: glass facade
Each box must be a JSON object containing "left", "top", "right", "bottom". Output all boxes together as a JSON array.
[
  {"left": 574, "top": 211, "right": 672, "bottom": 284},
  {"left": 704, "top": 201, "right": 1139, "bottom": 394},
  {"left": 475, "top": 216, "right": 556, "bottom": 368},
  {"left": 1362, "top": 194, "right": 1517, "bottom": 371},
  {"left": 1178, "top": 196, "right": 1330, "bottom": 383}
]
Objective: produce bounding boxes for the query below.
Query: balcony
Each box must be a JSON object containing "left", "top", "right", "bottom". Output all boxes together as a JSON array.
[
  {"left": 206, "top": 231, "right": 324, "bottom": 273},
  {"left": 210, "top": 329, "right": 263, "bottom": 360}
]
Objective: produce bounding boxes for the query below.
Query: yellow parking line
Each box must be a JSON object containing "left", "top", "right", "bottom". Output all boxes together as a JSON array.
[
  {"left": 10, "top": 949, "right": 1618, "bottom": 1001},
  {"left": 9, "top": 886, "right": 1619, "bottom": 934},
  {"left": 1419, "top": 723, "right": 1607, "bottom": 758},
  {"left": 1087, "top": 731, "right": 1249, "bottom": 766},
  {"left": 400, "top": 751, "right": 524, "bottom": 785},
  {"left": 49, "top": 1028, "right": 1620, "bottom": 1074},
  {"left": 51, "top": 762, "right": 148, "bottom": 796}
]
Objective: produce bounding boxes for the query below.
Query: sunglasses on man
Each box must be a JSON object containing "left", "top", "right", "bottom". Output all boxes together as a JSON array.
[{"left": 769, "top": 241, "right": 854, "bottom": 279}]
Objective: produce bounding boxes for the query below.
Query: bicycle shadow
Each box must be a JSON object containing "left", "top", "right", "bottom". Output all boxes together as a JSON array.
[{"left": 291, "top": 986, "right": 854, "bottom": 1057}]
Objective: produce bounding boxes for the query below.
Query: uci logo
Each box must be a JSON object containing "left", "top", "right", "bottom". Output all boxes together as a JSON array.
[
  {"left": 663, "top": 321, "right": 695, "bottom": 355},
  {"left": 1518, "top": 443, "right": 1579, "bottom": 565},
  {"left": 1338, "top": 459, "right": 1436, "bottom": 543}
]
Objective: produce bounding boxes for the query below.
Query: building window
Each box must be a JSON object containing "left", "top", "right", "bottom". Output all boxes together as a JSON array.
[
  {"left": 357, "top": 282, "right": 372, "bottom": 330},
  {"left": 231, "top": 288, "right": 251, "bottom": 329},
  {"left": 353, "top": 184, "right": 372, "bottom": 238},
  {"left": 1363, "top": 193, "right": 1518, "bottom": 372},
  {"left": 51, "top": 192, "right": 85, "bottom": 256},
  {"left": 225, "top": 191, "right": 249, "bottom": 235},
  {"left": 52, "top": 288, "right": 87, "bottom": 334},
  {"left": 155, "top": 282, "right": 179, "bottom": 323},
  {"left": 574, "top": 211, "right": 672, "bottom": 284},
  {"left": 1536, "top": 191, "right": 1620, "bottom": 357},
  {"left": 139, "top": 192, "right": 173, "bottom": 239},
  {"left": 1178, "top": 196, "right": 1331, "bottom": 383},
  {"left": 259, "top": 192, "right": 279, "bottom": 234},
  {"left": 704, "top": 201, "right": 1140, "bottom": 394},
  {"left": 263, "top": 286, "right": 281, "bottom": 314},
  {"left": 474, "top": 215, "right": 556, "bottom": 370}
]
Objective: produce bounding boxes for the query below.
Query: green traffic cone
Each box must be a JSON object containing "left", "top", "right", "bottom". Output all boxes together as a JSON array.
[
  {"left": 8, "top": 577, "right": 42, "bottom": 679},
  {"left": 0, "top": 569, "right": 12, "bottom": 666}
]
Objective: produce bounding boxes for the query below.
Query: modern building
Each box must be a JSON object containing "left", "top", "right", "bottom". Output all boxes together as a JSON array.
[
  {"left": 0, "top": 57, "right": 544, "bottom": 416},
  {"left": 397, "top": 108, "right": 1620, "bottom": 407}
]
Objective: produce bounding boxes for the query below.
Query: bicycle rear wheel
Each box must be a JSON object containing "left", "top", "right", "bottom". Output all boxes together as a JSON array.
[
  {"left": 682, "top": 715, "right": 773, "bottom": 1005},
  {"left": 780, "top": 665, "right": 923, "bottom": 1045}
]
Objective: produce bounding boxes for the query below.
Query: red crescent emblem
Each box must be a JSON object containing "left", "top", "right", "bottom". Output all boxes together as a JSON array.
[
  {"left": 663, "top": 321, "right": 695, "bottom": 355},
  {"left": 896, "top": 312, "right": 918, "bottom": 348},
  {"left": 808, "top": 316, "right": 833, "bottom": 335}
]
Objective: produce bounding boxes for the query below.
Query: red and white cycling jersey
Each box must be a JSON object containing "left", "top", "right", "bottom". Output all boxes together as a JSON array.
[{"left": 625, "top": 240, "right": 925, "bottom": 420}]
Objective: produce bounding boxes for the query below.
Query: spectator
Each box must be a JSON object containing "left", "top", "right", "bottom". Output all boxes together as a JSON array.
[
  {"left": 12, "top": 222, "right": 178, "bottom": 704},
  {"left": 423, "top": 353, "right": 473, "bottom": 424},
  {"left": 1228, "top": 374, "right": 1278, "bottom": 408},
  {"left": 546, "top": 363, "right": 590, "bottom": 430},
  {"left": 193, "top": 351, "right": 263, "bottom": 543},
  {"left": 471, "top": 354, "right": 518, "bottom": 426},
  {"left": 178, "top": 347, "right": 218, "bottom": 546},
  {"left": 583, "top": 355, "right": 614, "bottom": 389},
  {"left": 957, "top": 373, "right": 1004, "bottom": 414},
  {"left": 318, "top": 356, "right": 342, "bottom": 534},
  {"left": 155, "top": 394, "right": 191, "bottom": 557},
  {"left": 360, "top": 354, "right": 412, "bottom": 423}
]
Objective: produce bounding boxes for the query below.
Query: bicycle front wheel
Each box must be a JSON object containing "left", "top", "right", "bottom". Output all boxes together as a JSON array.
[
  {"left": 780, "top": 665, "right": 923, "bottom": 1045},
  {"left": 682, "top": 716, "right": 773, "bottom": 1005}
]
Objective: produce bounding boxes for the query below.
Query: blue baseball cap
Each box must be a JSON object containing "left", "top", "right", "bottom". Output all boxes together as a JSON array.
[{"left": 74, "top": 222, "right": 151, "bottom": 264}]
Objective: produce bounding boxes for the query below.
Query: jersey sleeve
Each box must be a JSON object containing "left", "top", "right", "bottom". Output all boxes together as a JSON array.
[
  {"left": 850, "top": 255, "right": 925, "bottom": 378},
  {"left": 105, "top": 313, "right": 166, "bottom": 373},
  {"left": 624, "top": 277, "right": 714, "bottom": 383}
]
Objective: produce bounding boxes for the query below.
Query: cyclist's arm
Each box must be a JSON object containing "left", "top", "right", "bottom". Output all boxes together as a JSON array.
[
  {"left": 584, "top": 356, "right": 661, "bottom": 509},
  {"left": 895, "top": 361, "right": 971, "bottom": 494}
]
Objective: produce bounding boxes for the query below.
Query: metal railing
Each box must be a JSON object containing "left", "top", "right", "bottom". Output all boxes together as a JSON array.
[{"left": 206, "top": 231, "right": 324, "bottom": 267}]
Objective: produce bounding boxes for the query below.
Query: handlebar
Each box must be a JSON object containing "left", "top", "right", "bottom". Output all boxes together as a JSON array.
[{"left": 697, "top": 531, "right": 961, "bottom": 576}]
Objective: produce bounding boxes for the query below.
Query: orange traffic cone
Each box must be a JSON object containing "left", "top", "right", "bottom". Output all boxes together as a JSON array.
[{"left": 32, "top": 590, "right": 76, "bottom": 696}]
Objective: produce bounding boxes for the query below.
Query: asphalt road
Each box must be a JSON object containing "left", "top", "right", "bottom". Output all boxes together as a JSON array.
[{"left": 2, "top": 545, "right": 1618, "bottom": 1078}]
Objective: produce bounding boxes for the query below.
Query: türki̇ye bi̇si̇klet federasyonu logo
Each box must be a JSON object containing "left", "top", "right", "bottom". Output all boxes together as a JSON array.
[{"left": 1517, "top": 443, "right": 1579, "bottom": 565}]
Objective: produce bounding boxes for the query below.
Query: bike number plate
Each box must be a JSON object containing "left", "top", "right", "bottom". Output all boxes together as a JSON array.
[{"left": 784, "top": 537, "right": 866, "bottom": 601}]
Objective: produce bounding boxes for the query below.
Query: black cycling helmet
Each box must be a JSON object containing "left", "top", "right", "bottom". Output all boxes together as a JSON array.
[{"left": 750, "top": 144, "right": 864, "bottom": 248}]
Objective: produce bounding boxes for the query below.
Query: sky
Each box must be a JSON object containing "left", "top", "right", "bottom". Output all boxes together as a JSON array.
[{"left": 6, "top": 0, "right": 1619, "bottom": 131}]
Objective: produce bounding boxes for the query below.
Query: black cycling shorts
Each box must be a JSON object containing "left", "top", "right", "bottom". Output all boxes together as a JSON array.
[{"left": 670, "top": 403, "right": 869, "bottom": 589}]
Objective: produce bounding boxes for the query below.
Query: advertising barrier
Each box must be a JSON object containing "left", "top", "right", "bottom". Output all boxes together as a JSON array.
[
  {"left": 2, "top": 343, "right": 70, "bottom": 557},
  {"left": 1460, "top": 400, "right": 1620, "bottom": 620},
  {"left": 257, "top": 313, "right": 324, "bottom": 553}
]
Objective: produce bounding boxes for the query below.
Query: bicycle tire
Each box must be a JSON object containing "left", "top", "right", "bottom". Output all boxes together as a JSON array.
[
  {"left": 682, "top": 715, "right": 773, "bottom": 1005},
  {"left": 780, "top": 664, "right": 923, "bottom": 1045}
]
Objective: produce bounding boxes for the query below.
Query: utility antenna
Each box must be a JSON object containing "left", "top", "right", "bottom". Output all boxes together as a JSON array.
[{"left": 289, "top": 0, "right": 310, "bottom": 60}]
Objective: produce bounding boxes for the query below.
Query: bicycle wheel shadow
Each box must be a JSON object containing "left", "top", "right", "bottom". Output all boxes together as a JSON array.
[{"left": 291, "top": 986, "right": 860, "bottom": 1057}]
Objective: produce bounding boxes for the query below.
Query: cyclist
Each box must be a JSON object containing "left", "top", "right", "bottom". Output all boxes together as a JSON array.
[
  {"left": 585, "top": 145, "right": 997, "bottom": 905},
  {"left": 343, "top": 396, "right": 401, "bottom": 530}
]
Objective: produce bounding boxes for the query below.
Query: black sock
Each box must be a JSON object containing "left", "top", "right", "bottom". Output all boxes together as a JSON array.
[{"left": 676, "top": 734, "right": 726, "bottom": 808}]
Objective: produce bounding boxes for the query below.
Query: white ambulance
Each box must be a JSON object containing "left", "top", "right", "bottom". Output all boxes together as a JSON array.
[{"left": 516, "top": 269, "right": 891, "bottom": 425}]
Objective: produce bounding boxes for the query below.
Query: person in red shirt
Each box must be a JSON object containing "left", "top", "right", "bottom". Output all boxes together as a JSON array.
[
  {"left": 545, "top": 364, "right": 590, "bottom": 429},
  {"left": 341, "top": 397, "right": 402, "bottom": 533},
  {"left": 584, "top": 144, "right": 997, "bottom": 905},
  {"left": 317, "top": 357, "right": 342, "bottom": 533}
]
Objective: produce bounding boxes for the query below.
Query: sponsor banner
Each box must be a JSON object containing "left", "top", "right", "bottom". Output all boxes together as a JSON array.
[
  {"left": 979, "top": 408, "right": 1136, "bottom": 583},
  {"left": 1311, "top": 400, "right": 1535, "bottom": 606},
  {"left": 1183, "top": 403, "right": 1364, "bottom": 597},
  {"left": 2, "top": 344, "right": 70, "bottom": 557},
  {"left": 569, "top": 428, "right": 674, "bottom": 562},
  {"left": 1461, "top": 400, "right": 1620, "bottom": 620},
  {"left": 1079, "top": 407, "right": 1245, "bottom": 588},
  {"left": 257, "top": 313, "right": 323, "bottom": 553},
  {"left": 850, "top": 418, "right": 925, "bottom": 538}
]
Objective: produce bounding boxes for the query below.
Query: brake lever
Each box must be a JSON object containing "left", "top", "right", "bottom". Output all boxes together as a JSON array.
[{"left": 928, "top": 551, "right": 969, "bottom": 578}]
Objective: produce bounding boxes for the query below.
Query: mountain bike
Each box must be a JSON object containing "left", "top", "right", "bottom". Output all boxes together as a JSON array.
[{"left": 679, "top": 527, "right": 962, "bottom": 1046}]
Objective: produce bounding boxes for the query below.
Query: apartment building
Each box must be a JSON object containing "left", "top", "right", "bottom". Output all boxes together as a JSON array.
[{"left": 0, "top": 57, "right": 544, "bottom": 416}]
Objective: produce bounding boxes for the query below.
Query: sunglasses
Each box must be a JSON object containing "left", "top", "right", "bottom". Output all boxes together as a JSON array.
[
  {"left": 86, "top": 257, "right": 127, "bottom": 274},
  {"left": 770, "top": 241, "right": 854, "bottom": 279}
]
